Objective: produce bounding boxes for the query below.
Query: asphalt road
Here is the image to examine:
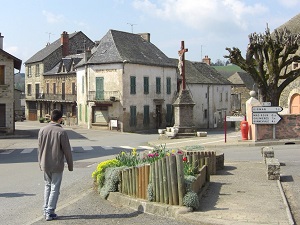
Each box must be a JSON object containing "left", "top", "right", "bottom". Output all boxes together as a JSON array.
[{"left": 0, "top": 121, "right": 299, "bottom": 224}]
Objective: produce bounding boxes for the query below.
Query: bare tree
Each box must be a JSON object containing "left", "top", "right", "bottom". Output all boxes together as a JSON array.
[{"left": 225, "top": 25, "right": 300, "bottom": 105}]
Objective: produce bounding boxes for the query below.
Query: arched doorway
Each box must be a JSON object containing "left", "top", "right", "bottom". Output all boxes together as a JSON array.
[{"left": 290, "top": 93, "right": 300, "bottom": 114}]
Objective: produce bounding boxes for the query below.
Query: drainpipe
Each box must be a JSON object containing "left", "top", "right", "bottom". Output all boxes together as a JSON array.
[{"left": 207, "top": 85, "right": 210, "bottom": 129}]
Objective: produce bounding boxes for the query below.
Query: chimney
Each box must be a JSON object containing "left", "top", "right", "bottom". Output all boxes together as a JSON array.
[
  {"left": 61, "top": 31, "right": 69, "bottom": 57},
  {"left": 138, "top": 33, "right": 150, "bottom": 42},
  {"left": 85, "top": 48, "right": 92, "bottom": 62},
  {"left": 202, "top": 55, "right": 211, "bottom": 65},
  {"left": 0, "top": 33, "right": 3, "bottom": 50}
]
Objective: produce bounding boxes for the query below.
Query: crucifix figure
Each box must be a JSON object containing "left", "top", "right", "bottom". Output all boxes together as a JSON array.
[{"left": 178, "top": 40, "right": 188, "bottom": 90}]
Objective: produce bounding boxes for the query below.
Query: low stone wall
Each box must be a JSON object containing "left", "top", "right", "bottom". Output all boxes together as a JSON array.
[
  {"left": 257, "top": 114, "right": 300, "bottom": 140},
  {"left": 261, "top": 147, "right": 280, "bottom": 180}
]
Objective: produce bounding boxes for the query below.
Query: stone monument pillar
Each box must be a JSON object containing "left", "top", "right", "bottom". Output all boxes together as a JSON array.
[
  {"left": 173, "top": 89, "right": 195, "bottom": 133},
  {"left": 173, "top": 41, "right": 196, "bottom": 134},
  {"left": 246, "top": 90, "right": 261, "bottom": 141}
]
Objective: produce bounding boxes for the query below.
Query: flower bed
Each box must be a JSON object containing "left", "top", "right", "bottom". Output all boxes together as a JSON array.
[{"left": 92, "top": 145, "right": 213, "bottom": 210}]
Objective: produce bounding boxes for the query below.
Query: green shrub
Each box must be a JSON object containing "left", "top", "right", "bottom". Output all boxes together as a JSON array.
[
  {"left": 92, "top": 159, "right": 121, "bottom": 188},
  {"left": 99, "top": 166, "right": 125, "bottom": 199},
  {"left": 147, "top": 183, "right": 154, "bottom": 201},
  {"left": 183, "top": 191, "right": 199, "bottom": 210}
]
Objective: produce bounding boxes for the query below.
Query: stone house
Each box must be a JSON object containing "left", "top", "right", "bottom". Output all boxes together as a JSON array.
[
  {"left": 0, "top": 33, "right": 22, "bottom": 133},
  {"left": 227, "top": 71, "right": 256, "bottom": 115},
  {"left": 24, "top": 31, "right": 94, "bottom": 120},
  {"left": 181, "top": 60, "right": 232, "bottom": 128},
  {"left": 75, "top": 30, "right": 177, "bottom": 132},
  {"left": 41, "top": 54, "right": 84, "bottom": 125},
  {"left": 275, "top": 13, "right": 300, "bottom": 114}
]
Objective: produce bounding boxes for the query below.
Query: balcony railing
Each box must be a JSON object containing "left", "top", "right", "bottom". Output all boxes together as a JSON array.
[
  {"left": 88, "top": 91, "right": 121, "bottom": 102},
  {"left": 26, "top": 93, "right": 76, "bottom": 102}
]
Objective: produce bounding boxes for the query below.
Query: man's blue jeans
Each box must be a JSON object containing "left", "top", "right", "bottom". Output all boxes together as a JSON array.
[{"left": 43, "top": 171, "right": 63, "bottom": 215}]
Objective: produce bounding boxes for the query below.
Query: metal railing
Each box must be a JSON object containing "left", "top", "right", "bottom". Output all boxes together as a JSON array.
[{"left": 88, "top": 91, "right": 121, "bottom": 101}]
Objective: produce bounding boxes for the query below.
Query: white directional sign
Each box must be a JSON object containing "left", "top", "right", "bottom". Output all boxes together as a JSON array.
[
  {"left": 252, "top": 112, "right": 282, "bottom": 124},
  {"left": 252, "top": 106, "right": 283, "bottom": 113},
  {"left": 226, "top": 116, "right": 244, "bottom": 122}
]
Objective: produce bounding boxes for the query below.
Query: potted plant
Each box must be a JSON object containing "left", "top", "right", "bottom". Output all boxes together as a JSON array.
[{"left": 39, "top": 117, "right": 45, "bottom": 123}]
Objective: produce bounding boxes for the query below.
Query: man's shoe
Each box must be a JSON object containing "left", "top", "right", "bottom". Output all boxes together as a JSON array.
[{"left": 45, "top": 213, "right": 57, "bottom": 221}]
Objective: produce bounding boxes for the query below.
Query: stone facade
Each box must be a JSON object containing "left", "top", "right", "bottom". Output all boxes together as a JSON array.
[
  {"left": 24, "top": 31, "right": 94, "bottom": 120},
  {"left": 76, "top": 63, "right": 177, "bottom": 132},
  {"left": 0, "top": 46, "right": 21, "bottom": 134}
]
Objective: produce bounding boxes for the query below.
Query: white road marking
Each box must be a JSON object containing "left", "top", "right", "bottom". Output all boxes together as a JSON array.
[
  {"left": 102, "top": 146, "right": 113, "bottom": 150},
  {"left": 21, "top": 148, "right": 35, "bottom": 154},
  {"left": 83, "top": 146, "right": 93, "bottom": 151},
  {"left": 139, "top": 146, "right": 153, "bottom": 150},
  {"left": 120, "top": 146, "right": 133, "bottom": 149},
  {"left": 0, "top": 150, "right": 14, "bottom": 154}
]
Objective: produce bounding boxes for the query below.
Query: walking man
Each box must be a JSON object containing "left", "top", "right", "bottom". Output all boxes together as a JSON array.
[{"left": 38, "top": 109, "right": 73, "bottom": 221}]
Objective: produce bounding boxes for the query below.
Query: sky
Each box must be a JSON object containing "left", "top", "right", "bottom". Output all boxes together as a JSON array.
[{"left": 1, "top": 0, "right": 300, "bottom": 73}]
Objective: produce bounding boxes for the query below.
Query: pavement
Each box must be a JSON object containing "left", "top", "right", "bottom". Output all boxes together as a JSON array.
[{"left": 2, "top": 124, "right": 298, "bottom": 225}]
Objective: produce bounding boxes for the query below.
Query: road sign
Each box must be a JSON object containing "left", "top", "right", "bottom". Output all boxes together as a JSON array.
[
  {"left": 262, "top": 102, "right": 271, "bottom": 106},
  {"left": 226, "top": 116, "right": 244, "bottom": 122},
  {"left": 252, "top": 112, "right": 282, "bottom": 124},
  {"left": 252, "top": 106, "right": 283, "bottom": 113}
]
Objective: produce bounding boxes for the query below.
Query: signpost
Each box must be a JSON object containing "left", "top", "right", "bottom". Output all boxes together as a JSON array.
[
  {"left": 252, "top": 106, "right": 282, "bottom": 124},
  {"left": 252, "top": 113, "right": 282, "bottom": 124},
  {"left": 252, "top": 105, "right": 283, "bottom": 139}
]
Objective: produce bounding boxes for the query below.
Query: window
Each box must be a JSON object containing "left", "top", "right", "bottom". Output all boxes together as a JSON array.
[
  {"left": 130, "top": 76, "right": 136, "bottom": 94},
  {"left": 35, "top": 64, "right": 40, "bottom": 76},
  {"left": 130, "top": 105, "right": 137, "bottom": 127},
  {"left": 144, "top": 77, "right": 149, "bottom": 94},
  {"left": 27, "top": 84, "right": 32, "bottom": 96},
  {"left": 225, "top": 92, "right": 228, "bottom": 101},
  {"left": 46, "top": 83, "right": 49, "bottom": 94},
  {"left": 53, "top": 83, "right": 56, "bottom": 94},
  {"left": 204, "top": 109, "right": 208, "bottom": 119},
  {"left": 166, "top": 104, "right": 173, "bottom": 125},
  {"left": 143, "top": 105, "right": 150, "bottom": 125},
  {"left": 0, "top": 65, "right": 4, "bottom": 85},
  {"left": 166, "top": 77, "right": 171, "bottom": 94},
  {"left": 82, "top": 76, "right": 84, "bottom": 93},
  {"left": 220, "top": 93, "right": 223, "bottom": 102},
  {"left": 28, "top": 66, "right": 32, "bottom": 77},
  {"left": 156, "top": 77, "right": 161, "bottom": 94},
  {"left": 72, "top": 82, "right": 76, "bottom": 95}
]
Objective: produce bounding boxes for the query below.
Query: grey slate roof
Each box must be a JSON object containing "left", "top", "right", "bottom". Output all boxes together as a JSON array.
[
  {"left": 171, "top": 58, "right": 232, "bottom": 85},
  {"left": 80, "top": 30, "right": 175, "bottom": 68},
  {"left": 44, "top": 54, "right": 84, "bottom": 75},
  {"left": 276, "top": 13, "right": 300, "bottom": 34},
  {"left": 228, "top": 72, "right": 255, "bottom": 90},
  {"left": 0, "top": 49, "right": 22, "bottom": 70},
  {"left": 25, "top": 32, "right": 79, "bottom": 64}
]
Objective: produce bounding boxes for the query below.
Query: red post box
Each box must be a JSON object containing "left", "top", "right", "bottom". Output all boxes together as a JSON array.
[{"left": 240, "top": 120, "right": 249, "bottom": 140}]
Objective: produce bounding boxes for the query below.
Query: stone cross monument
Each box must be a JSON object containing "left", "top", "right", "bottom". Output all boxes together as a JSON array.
[{"left": 173, "top": 41, "right": 196, "bottom": 134}]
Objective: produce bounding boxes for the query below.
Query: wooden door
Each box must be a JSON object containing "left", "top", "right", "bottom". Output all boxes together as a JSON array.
[{"left": 290, "top": 94, "right": 300, "bottom": 114}]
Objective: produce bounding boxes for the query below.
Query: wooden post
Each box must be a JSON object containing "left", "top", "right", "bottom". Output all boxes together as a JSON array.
[
  {"left": 205, "top": 157, "right": 210, "bottom": 182},
  {"left": 141, "top": 165, "right": 145, "bottom": 199},
  {"left": 135, "top": 167, "right": 139, "bottom": 198},
  {"left": 145, "top": 164, "right": 150, "bottom": 199},
  {"left": 158, "top": 159, "right": 164, "bottom": 203},
  {"left": 150, "top": 164, "right": 155, "bottom": 201},
  {"left": 138, "top": 166, "right": 142, "bottom": 198},
  {"left": 176, "top": 154, "right": 185, "bottom": 206},
  {"left": 166, "top": 156, "right": 173, "bottom": 205},
  {"left": 155, "top": 160, "right": 160, "bottom": 202},
  {"left": 162, "top": 157, "right": 169, "bottom": 204},
  {"left": 128, "top": 168, "right": 132, "bottom": 196},
  {"left": 169, "top": 155, "right": 179, "bottom": 205}
]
